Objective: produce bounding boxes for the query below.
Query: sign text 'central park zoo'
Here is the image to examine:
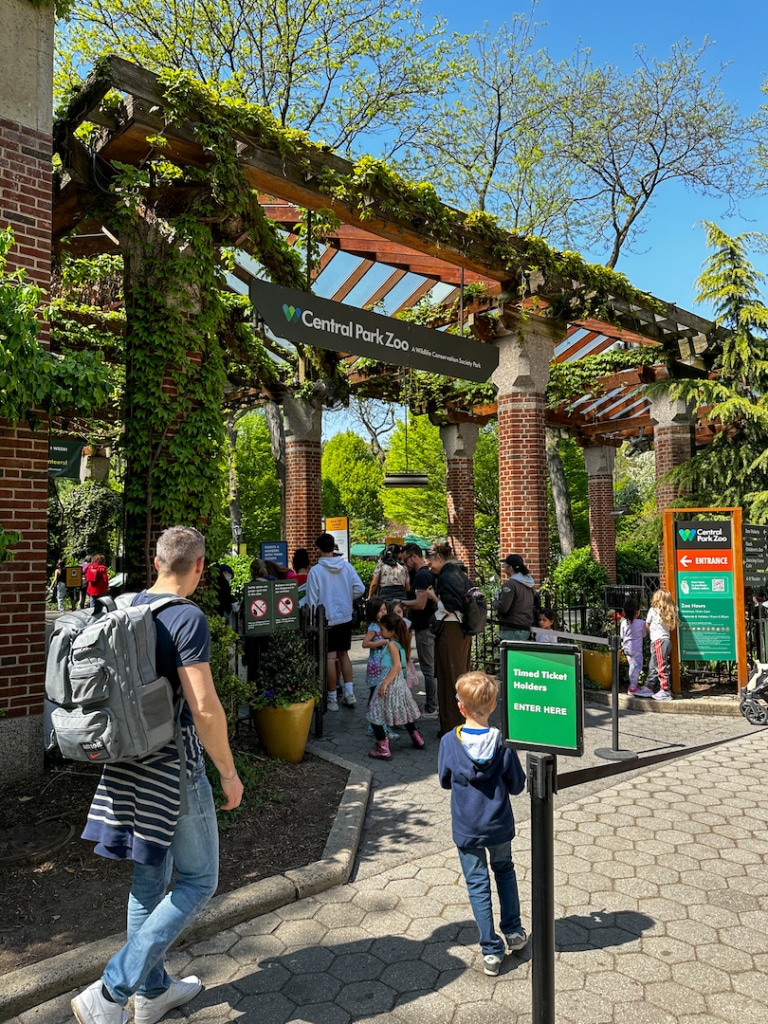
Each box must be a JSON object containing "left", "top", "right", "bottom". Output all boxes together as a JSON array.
[{"left": 250, "top": 279, "right": 500, "bottom": 384}]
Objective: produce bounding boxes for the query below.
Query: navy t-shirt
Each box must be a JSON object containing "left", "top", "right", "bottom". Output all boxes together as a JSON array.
[
  {"left": 132, "top": 590, "right": 210, "bottom": 732},
  {"left": 409, "top": 565, "right": 436, "bottom": 631}
]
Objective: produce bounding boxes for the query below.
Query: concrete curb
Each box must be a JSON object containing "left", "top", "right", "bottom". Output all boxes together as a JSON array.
[
  {"left": 585, "top": 688, "right": 743, "bottom": 716},
  {"left": 0, "top": 750, "right": 371, "bottom": 1020}
]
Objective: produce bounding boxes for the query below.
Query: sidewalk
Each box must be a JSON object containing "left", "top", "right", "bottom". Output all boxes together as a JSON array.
[{"left": 11, "top": 640, "right": 768, "bottom": 1024}]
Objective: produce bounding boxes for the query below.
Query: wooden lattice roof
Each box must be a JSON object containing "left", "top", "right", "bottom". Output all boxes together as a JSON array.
[{"left": 52, "top": 55, "right": 728, "bottom": 447}]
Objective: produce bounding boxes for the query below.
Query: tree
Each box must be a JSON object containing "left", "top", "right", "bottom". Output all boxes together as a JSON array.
[
  {"left": 399, "top": 8, "right": 578, "bottom": 240},
  {"left": 235, "top": 410, "right": 281, "bottom": 549},
  {"left": 661, "top": 223, "right": 768, "bottom": 519},
  {"left": 473, "top": 423, "right": 499, "bottom": 585},
  {"left": 382, "top": 415, "right": 446, "bottom": 539},
  {"left": 56, "top": 0, "right": 456, "bottom": 159},
  {"left": 548, "top": 40, "right": 751, "bottom": 267},
  {"left": 322, "top": 431, "right": 384, "bottom": 542}
]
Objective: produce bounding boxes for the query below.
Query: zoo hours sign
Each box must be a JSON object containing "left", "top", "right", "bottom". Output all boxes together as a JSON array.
[{"left": 250, "top": 279, "right": 499, "bottom": 383}]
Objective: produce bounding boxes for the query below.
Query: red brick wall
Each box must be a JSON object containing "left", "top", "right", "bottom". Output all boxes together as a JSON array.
[
  {"left": 285, "top": 437, "right": 322, "bottom": 560},
  {"left": 497, "top": 390, "right": 548, "bottom": 583},
  {"left": 655, "top": 422, "right": 694, "bottom": 585},
  {"left": 0, "top": 117, "right": 52, "bottom": 719},
  {"left": 446, "top": 455, "right": 475, "bottom": 578},
  {"left": 588, "top": 472, "right": 617, "bottom": 582}
]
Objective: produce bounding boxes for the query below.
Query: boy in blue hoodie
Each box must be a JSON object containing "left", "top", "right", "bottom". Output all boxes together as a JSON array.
[{"left": 438, "top": 671, "right": 527, "bottom": 976}]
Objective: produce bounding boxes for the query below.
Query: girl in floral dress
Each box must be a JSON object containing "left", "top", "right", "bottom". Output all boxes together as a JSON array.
[{"left": 367, "top": 613, "right": 424, "bottom": 760}]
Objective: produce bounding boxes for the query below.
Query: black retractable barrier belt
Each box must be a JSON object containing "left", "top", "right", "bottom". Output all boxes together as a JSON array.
[{"left": 557, "top": 729, "right": 759, "bottom": 791}]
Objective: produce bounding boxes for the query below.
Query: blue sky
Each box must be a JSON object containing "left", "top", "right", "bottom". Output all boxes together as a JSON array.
[
  {"left": 328, "top": 0, "right": 767, "bottom": 439},
  {"left": 420, "top": 0, "right": 767, "bottom": 313}
]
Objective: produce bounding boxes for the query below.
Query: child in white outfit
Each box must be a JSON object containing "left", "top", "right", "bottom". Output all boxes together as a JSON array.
[{"left": 620, "top": 597, "right": 650, "bottom": 696}]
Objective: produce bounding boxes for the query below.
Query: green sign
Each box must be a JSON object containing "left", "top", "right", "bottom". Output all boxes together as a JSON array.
[
  {"left": 243, "top": 579, "right": 299, "bottom": 635},
  {"left": 743, "top": 524, "right": 768, "bottom": 589},
  {"left": 675, "top": 518, "right": 736, "bottom": 661},
  {"left": 500, "top": 643, "right": 584, "bottom": 757},
  {"left": 48, "top": 440, "right": 82, "bottom": 479}
]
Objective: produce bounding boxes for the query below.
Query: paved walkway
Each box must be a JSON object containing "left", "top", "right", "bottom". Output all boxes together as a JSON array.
[{"left": 13, "top": 641, "right": 768, "bottom": 1024}]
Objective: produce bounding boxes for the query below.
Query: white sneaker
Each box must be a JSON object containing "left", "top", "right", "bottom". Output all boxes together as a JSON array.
[
  {"left": 134, "top": 976, "right": 203, "bottom": 1024},
  {"left": 483, "top": 953, "right": 504, "bottom": 976},
  {"left": 653, "top": 689, "right": 672, "bottom": 701},
  {"left": 71, "top": 981, "right": 127, "bottom": 1024},
  {"left": 342, "top": 692, "right": 357, "bottom": 707},
  {"left": 326, "top": 700, "right": 340, "bottom": 712},
  {"left": 631, "top": 686, "right": 655, "bottom": 698}
]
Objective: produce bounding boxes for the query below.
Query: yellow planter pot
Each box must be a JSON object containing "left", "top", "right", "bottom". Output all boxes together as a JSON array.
[
  {"left": 582, "top": 650, "right": 613, "bottom": 689},
  {"left": 253, "top": 698, "right": 315, "bottom": 762}
]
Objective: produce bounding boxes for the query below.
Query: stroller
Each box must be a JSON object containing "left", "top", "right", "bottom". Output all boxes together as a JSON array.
[{"left": 739, "top": 662, "right": 768, "bottom": 725}]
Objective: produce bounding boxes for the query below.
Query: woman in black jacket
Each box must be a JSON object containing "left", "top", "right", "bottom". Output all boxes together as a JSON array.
[{"left": 427, "top": 542, "right": 473, "bottom": 737}]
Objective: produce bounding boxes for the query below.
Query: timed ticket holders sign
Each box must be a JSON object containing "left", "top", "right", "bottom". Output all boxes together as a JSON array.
[
  {"left": 499, "top": 641, "right": 584, "bottom": 757},
  {"left": 243, "top": 579, "right": 299, "bottom": 635}
]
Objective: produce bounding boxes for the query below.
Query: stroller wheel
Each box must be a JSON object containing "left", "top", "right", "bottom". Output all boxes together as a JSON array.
[{"left": 741, "top": 698, "right": 768, "bottom": 726}]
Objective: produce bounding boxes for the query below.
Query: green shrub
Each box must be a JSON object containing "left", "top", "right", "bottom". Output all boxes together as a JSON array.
[
  {"left": 351, "top": 557, "right": 375, "bottom": 590},
  {"left": 615, "top": 540, "right": 658, "bottom": 583},
  {"left": 550, "top": 546, "right": 609, "bottom": 605},
  {"left": 207, "top": 613, "right": 250, "bottom": 733}
]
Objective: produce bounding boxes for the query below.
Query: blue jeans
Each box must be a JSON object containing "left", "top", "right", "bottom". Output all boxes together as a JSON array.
[
  {"left": 499, "top": 627, "right": 531, "bottom": 643},
  {"left": 103, "top": 762, "right": 219, "bottom": 1004},
  {"left": 457, "top": 842, "right": 521, "bottom": 957}
]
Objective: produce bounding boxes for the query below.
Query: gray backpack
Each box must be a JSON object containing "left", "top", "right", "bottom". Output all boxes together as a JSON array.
[{"left": 45, "top": 593, "right": 191, "bottom": 763}]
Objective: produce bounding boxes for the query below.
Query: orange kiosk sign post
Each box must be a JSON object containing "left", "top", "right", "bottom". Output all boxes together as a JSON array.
[{"left": 662, "top": 507, "right": 748, "bottom": 692}]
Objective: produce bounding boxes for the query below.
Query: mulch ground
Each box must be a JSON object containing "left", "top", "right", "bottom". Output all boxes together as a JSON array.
[{"left": 0, "top": 735, "right": 348, "bottom": 976}]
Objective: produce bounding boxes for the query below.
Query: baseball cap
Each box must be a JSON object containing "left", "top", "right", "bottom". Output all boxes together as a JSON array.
[{"left": 503, "top": 554, "right": 525, "bottom": 570}]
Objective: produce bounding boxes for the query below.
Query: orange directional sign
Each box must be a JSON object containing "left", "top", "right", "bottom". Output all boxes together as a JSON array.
[{"left": 676, "top": 549, "right": 733, "bottom": 572}]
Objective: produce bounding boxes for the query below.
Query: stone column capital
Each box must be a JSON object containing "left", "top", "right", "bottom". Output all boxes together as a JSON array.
[
  {"left": 492, "top": 310, "right": 565, "bottom": 395},
  {"left": 583, "top": 444, "right": 616, "bottom": 478},
  {"left": 647, "top": 391, "right": 696, "bottom": 429},
  {"left": 282, "top": 393, "right": 322, "bottom": 443},
  {"left": 440, "top": 421, "right": 479, "bottom": 460}
]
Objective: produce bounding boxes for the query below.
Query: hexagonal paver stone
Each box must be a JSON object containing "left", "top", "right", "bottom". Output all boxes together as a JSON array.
[
  {"left": 224, "top": 990, "right": 296, "bottom": 1024},
  {"left": 288, "top": 1003, "right": 351, "bottom": 1024},
  {"left": 281, "top": 971, "right": 343, "bottom": 1005},
  {"left": 391, "top": 990, "right": 457, "bottom": 1023},
  {"left": 367, "top": 935, "right": 425, "bottom": 964},
  {"left": 232, "top": 963, "right": 291, "bottom": 995},
  {"left": 379, "top": 959, "right": 439, "bottom": 993},
  {"left": 335, "top": 979, "right": 398, "bottom": 1016},
  {"left": 329, "top": 951, "right": 386, "bottom": 983},
  {"left": 279, "top": 946, "right": 335, "bottom": 974}
]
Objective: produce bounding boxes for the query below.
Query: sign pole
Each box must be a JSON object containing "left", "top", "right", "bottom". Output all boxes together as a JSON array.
[
  {"left": 529, "top": 752, "right": 556, "bottom": 1024},
  {"left": 595, "top": 635, "right": 637, "bottom": 762}
]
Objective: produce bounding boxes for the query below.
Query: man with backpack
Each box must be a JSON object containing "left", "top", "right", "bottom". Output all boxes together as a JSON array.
[{"left": 71, "top": 526, "right": 243, "bottom": 1024}]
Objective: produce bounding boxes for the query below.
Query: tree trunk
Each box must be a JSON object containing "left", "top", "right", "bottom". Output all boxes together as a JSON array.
[
  {"left": 225, "top": 410, "right": 243, "bottom": 547},
  {"left": 264, "top": 399, "right": 286, "bottom": 538},
  {"left": 546, "top": 428, "right": 576, "bottom": 557}
]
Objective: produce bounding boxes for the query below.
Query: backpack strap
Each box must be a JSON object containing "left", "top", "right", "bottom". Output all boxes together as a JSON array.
[{"left": 123, "top": 592, "right": 197, "bottom": 813}]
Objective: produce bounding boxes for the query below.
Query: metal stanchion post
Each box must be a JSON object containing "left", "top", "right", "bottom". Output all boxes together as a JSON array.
[
  {"left": 596, "top": 634, "right": 637, "bottom": 762},
  {"left": 529, "top": 751, "right": 556, "bottom": 1024}
]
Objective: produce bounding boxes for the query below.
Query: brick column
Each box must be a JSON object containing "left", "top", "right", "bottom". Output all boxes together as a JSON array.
[
  {"left": 283, "top": 394, "right": 322, "bottom": 559},
  {"left": 440, "top": 422, "right": 478, "bottom": 577},
  {"left": 648, "top": 393, "right": 695, "bottom": 586},
  {"left": 492, "top": 311, "right": 565, "bottom": 584},
  {"left": 584, "top": 444, "right": 617, "bottom": 583},
  {"left": 0, "top": 0, "right": 54, "bottom": 781}
]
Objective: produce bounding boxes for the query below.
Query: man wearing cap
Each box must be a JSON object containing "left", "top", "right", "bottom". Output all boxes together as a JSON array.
[{"left": 493, "top": 554, "right": 536, "bottom": 642}]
